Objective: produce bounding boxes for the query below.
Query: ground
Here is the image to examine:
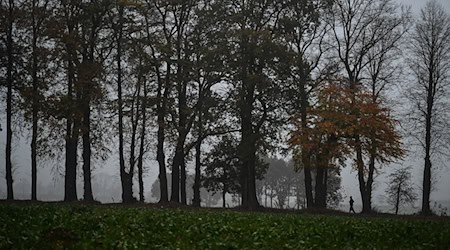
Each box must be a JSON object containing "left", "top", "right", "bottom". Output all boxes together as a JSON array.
[{"left": 0, "top": 201, "right": 449, "bottom": 249}]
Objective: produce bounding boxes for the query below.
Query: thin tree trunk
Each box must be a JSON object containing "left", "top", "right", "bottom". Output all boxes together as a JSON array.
[
  {"left": 126, "top": 78, "right": 142, "bottom": 202},
  {"left": 116, "top": 5, "right": 129, "bottom": 203},
  {"left": 64, "top": 15, "right": 78, "bottom": 202},
  {"left": 137, "top": 79, "right": 147, "bottom": 202},
  {"left": 299, "top": 73, "right": 313, "bottom": 208},
  {"left": 156, "top": 62, "right": 170, "bottom": 203},
  {"left": 81, "top": 7, "right": 101, "bottom": 202},
  {"left": 5, "top": 0, "right": 14, "bottom": 200},
  {"left": 82, "top": 101, "right": 93, "bottom": 201},
  {"left": 30, "top": 0, "right": 38, "bottom": 201},
  {"left": 192, "top": 91, "right": 203, "bottom": 207},
  {"left": 422, "top": 73, "right": 434, "bottom": 215},
  {"left": 395, "top": 184, "right": 401, "bottom": 215}
]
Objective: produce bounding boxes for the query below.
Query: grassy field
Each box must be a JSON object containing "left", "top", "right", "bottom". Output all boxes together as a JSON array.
[{"left": 0, "top": 203, "right": 449, "bottom": 249}]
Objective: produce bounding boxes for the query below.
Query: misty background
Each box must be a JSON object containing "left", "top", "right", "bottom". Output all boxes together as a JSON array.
[{"left": 1, "top": 0, "right": 450, "bottom": 213}]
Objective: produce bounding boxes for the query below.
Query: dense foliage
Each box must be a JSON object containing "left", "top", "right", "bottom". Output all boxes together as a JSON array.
[{"left": 1, "top": 204, "right": 449, "bottom": 249}]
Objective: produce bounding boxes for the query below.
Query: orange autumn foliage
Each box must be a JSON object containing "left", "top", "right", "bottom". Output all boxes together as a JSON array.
[{"left": 290, "top": 81, "right": 404, "bottom": 169}]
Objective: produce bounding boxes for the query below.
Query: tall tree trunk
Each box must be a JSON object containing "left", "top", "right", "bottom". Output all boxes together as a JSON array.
[
  {"left": 239, "top": 68, "right": 259, "bottom": 209},
  {"left": 30, "top": 0, "right": 39, "bottom": 201},
  {"left": 156, "top": 110, "right": 168, "bottom": 203},
  {"left": 64, "top": 15, "right": 78, "bottom": 202},
  {"left": 126, "top": 80, "right": 142, "bottom": 202},
  {"left": 64, "top": 75, "right": 79, "bottom": 203},
  {"left": 192, "top": 92, "right": 203, "bottom": 207},
  {"left": 156, "top": 117, "right": 168, "bottom": 203},
  {"left": 156, "top": 64, "right": 170, "bottom": 203},
  {"left": 82, "top": 99, "right": 93, "bottom": 201},
  {"left": 81, "top": 9, "right": 100, "bottom": 202},
  {"left": 5, "top": 0, "right": 14, "bottom": 201},
  {"left": 137, "top": 79, "right": 147, "bottom": 202},
  {"left": 299, "top": 65, "right": 313, "bottom": 208},
  {"left": 422, "top": 74, "right": 434, "bottom": 215},
  {"left": 116, "top": 5, "right": 129, "bottom": 203}
]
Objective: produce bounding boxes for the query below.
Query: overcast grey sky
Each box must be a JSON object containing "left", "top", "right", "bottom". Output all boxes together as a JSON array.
[
  {"left": 1, "top": 0, "right": 450, "bottom": 212},
  {"left": 397, "top": 0, "right": 450, "bottom": 14}
]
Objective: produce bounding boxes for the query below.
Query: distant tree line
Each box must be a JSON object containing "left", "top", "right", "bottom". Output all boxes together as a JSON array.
[{"left": 1, "top": 0, "right": 450, "bottom": 214}]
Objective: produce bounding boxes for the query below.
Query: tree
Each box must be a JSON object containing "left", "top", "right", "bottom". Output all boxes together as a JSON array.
[
  {"left": 406, "top": 0, "right": 450, "bottom": 215},
  {"left": 291, "top": 81, "right": 405, "bottom": 210},
  {"left": 203, "top": 136, "right": 240, "bottom": 208},
  {"left": 203, "top": 135, "right": 269, "bottom": 208},
  {"left": 113, "top": 1, "right": 136, "bottom": 203},
  {"left": 328, "top": 0, "right": 410, "bottom": 213},
  {"left": 20, "top": 0, "right": 54, "bottom": 201},
  {"left": 280, "top": 0, "right": 333, "bottom": 209},
  {"left": 189, "top": 0, "right": 231, "bottom": 207},
  {"left": 1, "top": 0, "right": 17, "bottom": 200},
  {"left": 225, "top": 0, "right": 291, "bottom": 210},
  {"left": 140, "top": 0, "right": 172, "bottom": 203},
  {"left": 57, "top": 0, "right": 83, "bottom": 202},
  {"left": 385, "top": 166, "right": 418, "bottom": 215}
]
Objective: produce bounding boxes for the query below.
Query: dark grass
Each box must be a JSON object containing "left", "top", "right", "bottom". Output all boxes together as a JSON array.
[{"left": 0, "top": 202, "right": 449, "bottom": 249}]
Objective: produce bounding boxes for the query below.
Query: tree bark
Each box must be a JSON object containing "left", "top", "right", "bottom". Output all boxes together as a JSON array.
[
  {"left": 116, "top": 5, "right": 130, "bottom": 203},
  {"left": 156, "top": 63, "right": 170, "bottom": 203},
  {"left": 125, "top": 77, "right": 142, "bottom": 202},
  {"left": 239, "top": 118, "right": 259, "bottom": 209},
  {"left": 222, "top": 187, "right": 226, "bottom": 208},
  {"left": 356, "top": 136, "right": 371, "bottom": 213},
  {"left": 180, "top": 158, "right": 187, "bottom": 205},
  {"left": 30, "top": 0, "right": 39, "bottom": 201},
  {"left": 170, "top": 142, "right": 183, "bottom": 203},
  {"left": 314, "top": 168, "right": 327, "bottom": 208},
  {"left": 192, "top": 90, "right": 203, "bottom": 207},
  {"left": 63, "top": 10, "right": 79, "bottom": 202},
  {"left": 82, "top": 100, "right": 93, "bottom": 201},
  {"left": 137, "top": 78, "right": 147, "bottom": 202},
  {"left": 5, "top": 0, "right": 15, "bottom": 201},
  {"left": 422, "top": 68, "right": 434, "bottom": 215}
]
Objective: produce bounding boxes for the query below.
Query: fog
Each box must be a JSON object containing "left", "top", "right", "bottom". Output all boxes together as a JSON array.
[{"left": 1, "top": 0, "right": 450, "bottom": 214}]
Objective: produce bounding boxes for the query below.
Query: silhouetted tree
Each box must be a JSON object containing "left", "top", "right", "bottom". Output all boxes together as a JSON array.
[
  {"left": 1, "top": 0, "right": 16, "bottom": 200},
  {"left": 385, "top": 166, "right": 417, "bottom": 215},
  {"left": 406, "top": 0, "right": 450, "bottom": 215}
]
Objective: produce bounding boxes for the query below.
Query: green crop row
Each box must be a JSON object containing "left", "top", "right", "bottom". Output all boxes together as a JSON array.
[{"left": 0, "top": 204, "right": 449, "bottom": 249}]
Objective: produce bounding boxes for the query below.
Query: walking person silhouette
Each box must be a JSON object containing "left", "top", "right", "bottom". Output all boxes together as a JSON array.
[{"left": 349, "top": 196, "right": 356, "bottom": 214}]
